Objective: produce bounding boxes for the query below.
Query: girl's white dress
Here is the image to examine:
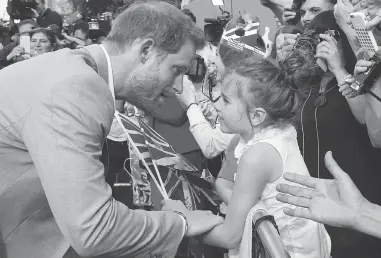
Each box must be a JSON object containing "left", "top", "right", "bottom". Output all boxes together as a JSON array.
[{"left": 230, "top": 125, "right": 331, "bottom": 258}]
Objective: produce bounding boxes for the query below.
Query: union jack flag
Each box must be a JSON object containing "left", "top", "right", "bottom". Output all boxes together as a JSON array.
[
  {"left": 220, "top": 14, "right": 268, "bottom": 58},
  {"left": 136, "top": 116, "right": 198, "bottom": 173},
  {"left": 117, "top": 112, "right": 219, "bottom": 210}
]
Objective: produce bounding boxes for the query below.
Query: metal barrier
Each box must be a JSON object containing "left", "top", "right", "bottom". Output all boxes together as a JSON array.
[{"left": 252, "top": 207, "right": 291, "bottom": 258}]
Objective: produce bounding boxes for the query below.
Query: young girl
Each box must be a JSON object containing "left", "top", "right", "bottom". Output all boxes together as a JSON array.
[{"left": 198, "top": 55, "right": 331, "bottom": 257}]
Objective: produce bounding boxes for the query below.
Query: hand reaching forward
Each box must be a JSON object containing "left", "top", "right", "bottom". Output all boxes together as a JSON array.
[
  {"left": 276, "top": 151, "right": 368, "bottom": 229},
  {"left": 161, "top": 199, "right": 224, "bottom": 237},
  {"left": 175, "top": 76, "right": 197, "bottom": 110}
]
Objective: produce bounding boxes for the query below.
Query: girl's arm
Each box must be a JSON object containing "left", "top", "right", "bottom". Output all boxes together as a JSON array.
[
  {"left": 198, "top": 143, "right": 283, "bottom": 249},
  {"left": 215, "top": 177, "right": 233, "bottom": 205}
]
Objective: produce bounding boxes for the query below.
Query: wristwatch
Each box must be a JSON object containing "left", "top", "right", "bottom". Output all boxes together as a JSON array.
[{"left": 173, "top": 211, "right": 188, "bottom": 237}]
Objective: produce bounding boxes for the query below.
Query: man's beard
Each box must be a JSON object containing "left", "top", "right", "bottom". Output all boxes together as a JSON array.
[{"left": 124, "top": 67, "right": 166, "bottom": 116}]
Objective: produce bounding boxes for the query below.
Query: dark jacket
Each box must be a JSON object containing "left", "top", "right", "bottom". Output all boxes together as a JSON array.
[{"left": 37, "top": 8, "right": 63, "bottom": 31}]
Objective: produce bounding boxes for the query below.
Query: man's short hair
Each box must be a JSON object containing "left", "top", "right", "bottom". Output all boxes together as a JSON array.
[
  {"left": 18, "top": 19, "right": 38, "bottom": 30},
  {"left": 104, "top": 0, "right": 205, "bottom": 54}
]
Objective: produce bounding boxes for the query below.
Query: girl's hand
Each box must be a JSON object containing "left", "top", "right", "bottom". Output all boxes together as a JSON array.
[
  {"left": 315, "top": 34, "right": 345, "bottom": 74},
  {"left": 175, "top": 76, "right": 197, "bottom": 110}
]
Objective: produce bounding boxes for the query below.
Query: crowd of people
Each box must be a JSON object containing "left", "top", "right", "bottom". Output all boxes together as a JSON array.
[{"left": 1, "top": 0, "right": 381, "bottom": 257}]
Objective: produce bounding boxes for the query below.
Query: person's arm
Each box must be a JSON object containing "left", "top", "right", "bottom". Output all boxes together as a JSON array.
[
  {"left": 0, "top": 42, "right": 18, "bottom": 64},
  {"left": 22, "top": 74, "right": 185, "bottom": 257},
  {"left": 354, "top": 201, "right": 381, "bottom": 239},
  {"left": 366, "top": 16, "right": 381, "bottom": 30},
  {"left": 198, "top": 143, "right": 281, "bottom": 249},
  {"left": 215, "top": 134, "right": 239, "bottom": 205},
  {"left": 316, "top": 34, "right": 367, "bottom": 124},
  {"left": 215, "top": 177, "right": 233, "bottom": 205},
  {"left": 62, "top": 33, "right": 86, "bottom": 47},
  {"left": 188, "top": 104, "right": 234, "bottom": 158},
  {"left": 338, "top": 60, "right": 381, "bottom": 146},
  {"left": 332, "top": 67, "right": 367, "bottom": 124},
  {"left": 364, "top": 81, "right": 381, "bottom": 147}
]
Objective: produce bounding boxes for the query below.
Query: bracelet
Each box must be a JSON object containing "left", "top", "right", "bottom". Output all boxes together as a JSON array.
[
  {"left": 173, "top": 211, "right": 188, "bottom": 236},
  {"left": 186, "top": 102, "right": 198, "bottom": 111}
]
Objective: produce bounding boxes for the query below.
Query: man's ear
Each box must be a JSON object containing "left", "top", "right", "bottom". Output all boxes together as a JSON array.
[
  {"left": 249, "top": 107, "right": 267, "bottom": 126},
  {"left": 139, "top": 38, "right": 155, "bottom": 64}
]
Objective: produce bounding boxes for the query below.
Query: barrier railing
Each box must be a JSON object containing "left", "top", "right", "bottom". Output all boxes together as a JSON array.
[{"left": 252, "top": 206, "right": 290, "bottom": 258}]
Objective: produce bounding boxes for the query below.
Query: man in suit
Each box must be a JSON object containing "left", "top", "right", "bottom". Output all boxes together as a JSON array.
[{"left": 0, "top": 2, "right": 223, "bottom": 258}]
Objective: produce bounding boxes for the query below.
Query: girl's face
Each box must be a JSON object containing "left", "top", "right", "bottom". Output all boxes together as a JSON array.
[
  {"left": 31, "top": 32, "right": 53, "bottom": 56},
  {"left": 215, "top": 74, "right": 254, "bottom": 139}
]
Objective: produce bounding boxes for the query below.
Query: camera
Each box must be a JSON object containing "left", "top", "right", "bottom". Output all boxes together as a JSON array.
[
  {"left": 7, "top": 0, "right": 37, "bottom": 20},
  {"left": 186, "top": 55, "right": 206, "bottom": 84},
  {"left": 294, "top": 29, "right": 339, "bottom": 54}
]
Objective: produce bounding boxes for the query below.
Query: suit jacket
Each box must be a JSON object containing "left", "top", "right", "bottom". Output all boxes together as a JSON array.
[{"left": 0, "top": 45, "right": 184, "bottom": 258}]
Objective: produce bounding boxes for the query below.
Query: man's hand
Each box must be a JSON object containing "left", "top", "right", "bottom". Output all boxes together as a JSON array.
[
  {"left": 175, "top": 76, "right": 197, "bottom": 110},
  {"left": 161, "top": 199, "right": 224, "bottom": 237},
  {"left": 276, "top": 151, "right": 368, "bottom": 229},
  {"left": 0, "top": 43, "right": 3, "bottom": 51}
]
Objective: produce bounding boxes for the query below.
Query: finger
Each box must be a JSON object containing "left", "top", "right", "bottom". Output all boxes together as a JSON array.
[
  {"left": 324, "top": 151, "right": 349, "bottom": 181},
  {"left": 284, "top": 33, "right": 299, "bottom": 39},
  {"left": 283, "top": 172, "right": 317, "bottom": 188},
  {"left": 342, "top": 88, "right": 353, "bottom": 96},
  {"left": 319, "top": 33, "right": 338, "bottom": 46},
  {"left": 275, "top": 193, "right": 311, "bottom": 208},
  {"left": 284, "top": 13, "right": 296, "bottom": 19},
  {"left": 314, "top": 52, "right": 329, "bottom": 59},
  {"left": 276, "top": 184, "right": 314, "bottom": 199},
  {"left": 283, "top": 207, "right": 313, "bottom": 220},
  {"left": 316, "top": 44, "right": 331, "bottom": 53},
  {"left": 285, "top": 38, "right": 296, "bottom": 46},
  {"left": 354, "top": 66, "right": 369, "bottom": 76},
  {"left": 357, "top": 59, "right": 374, "bottom": 67},
  {"left": 344, "top": 77, "right": 355, "bottom": 84}
]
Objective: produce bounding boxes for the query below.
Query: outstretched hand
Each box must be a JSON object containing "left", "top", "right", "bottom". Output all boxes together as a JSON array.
[
  {"left": 276, "top": 151, "right": 367, "bottom": 229},
  {"left": 161, "top": 199, "right": 224, "bottom": 237}
]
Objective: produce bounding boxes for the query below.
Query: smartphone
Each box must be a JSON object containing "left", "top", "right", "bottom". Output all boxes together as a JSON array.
[
  {"left": 351, "top": 58, "right": 381, "bottom": 94},
  {"left": 19, "top": 35, "right": 30, "bottom": 53},
  {"left": 350, "top": 12, "right": 379, "bottom": 55}
]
